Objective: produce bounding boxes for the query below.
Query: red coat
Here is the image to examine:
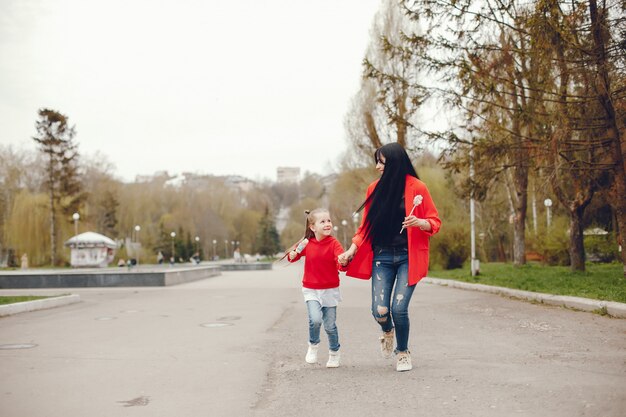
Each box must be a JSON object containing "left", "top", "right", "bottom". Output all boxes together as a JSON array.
[{"left": 346, "top": 175, "right": 441, "bottom": 286}]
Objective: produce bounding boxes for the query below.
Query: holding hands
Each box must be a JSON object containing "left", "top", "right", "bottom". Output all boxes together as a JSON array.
[{"left": 338, "top": 244, "right": 357, "bottom": 265}]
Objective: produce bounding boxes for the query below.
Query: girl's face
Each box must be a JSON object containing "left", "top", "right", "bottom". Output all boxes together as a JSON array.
[
  {"left": 375, "top": 153, "right": 386, "bottom": 174},
  {"left": 309, "top": 212, "right": 333, "bottom": 240}
]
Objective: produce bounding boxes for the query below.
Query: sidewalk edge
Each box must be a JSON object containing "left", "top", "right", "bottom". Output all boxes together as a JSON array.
[
  {"left": 0, "top": 294, "right": 81, "bottom": 317},
  {"left": 423, "top": 277, "right": 626, "bottom": 319}
]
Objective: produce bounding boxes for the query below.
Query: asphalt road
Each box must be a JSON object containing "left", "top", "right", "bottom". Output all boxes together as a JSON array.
[{"left": 1, "top": 264, "right": 624, "bottom": 417}]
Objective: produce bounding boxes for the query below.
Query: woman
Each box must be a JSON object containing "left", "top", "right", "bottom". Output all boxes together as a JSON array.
[{"left": 339, "top": 143, "right": 441, "bottom": 372}]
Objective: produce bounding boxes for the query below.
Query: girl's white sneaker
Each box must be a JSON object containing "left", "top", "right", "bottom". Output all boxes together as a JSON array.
[
  {"left": 305, "top": 343, "right": 319, "bottom": 364},
  {"left": 326, "top": 350, "right": 340, "bottom": 368}
]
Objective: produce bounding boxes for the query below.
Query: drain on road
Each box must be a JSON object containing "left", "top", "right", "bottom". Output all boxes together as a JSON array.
[
  {"left": 0, "top": 344, "right": 37, "bottom": 350},
  {"left": 217, "top": 315, "right": 241, "bottom": 321},
  {"left": 200, "top": 322, "right": 233, "bottom": 328}
]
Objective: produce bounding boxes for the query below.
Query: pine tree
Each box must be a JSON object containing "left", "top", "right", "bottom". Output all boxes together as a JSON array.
[
  {"left": 32, "top": 109, "right": 83, "bottom": 265},
  {"left": 255, "top": 207, "right": 280, "bottom": 257}
]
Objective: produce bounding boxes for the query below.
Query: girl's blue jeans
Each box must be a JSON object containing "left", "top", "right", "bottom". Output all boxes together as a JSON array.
[
  {"left": 371, "top": 246, "right": 415, "bottom": 352},
  {"left": 306, "top": 301, "right": 340, "bottom": 352}
]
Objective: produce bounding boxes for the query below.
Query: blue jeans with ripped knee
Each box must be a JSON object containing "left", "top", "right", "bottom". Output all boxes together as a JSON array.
[
  {"left": 306, "top": 300, "right": 340, "bottom": 352},
  {"left": 371, "top": 246, "right": 415, "bottom": 353}
]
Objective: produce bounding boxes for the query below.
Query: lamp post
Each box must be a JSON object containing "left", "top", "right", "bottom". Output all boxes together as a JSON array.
[
  {"left": 544, "top": 198, "right": 553, "bottom": 229},
  {"left": 72, "top": 212, "right": 80, "bottom": 236},
  {"left": 195, "top": 236, "right": 200, "bottom": 253},
  {"left": 352, "top": 212, "right": 360, "bottom": 227},
  {"left": 134, "top": 225, "right": 141, "bottom": 265},
  {"left": 224, "top": 239, "right": 229, "bottom": 259},
  {"left": 341, "top": 219, "right": 348, "bottom": 248},
  {"left": 212, "top": 239, "right": 217, "bottom": 260},
  {"left": 170, "top": 232, "right": 176, "bottom": 263}
]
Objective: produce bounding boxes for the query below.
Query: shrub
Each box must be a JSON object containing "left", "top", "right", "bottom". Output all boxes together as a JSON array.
[
  {"left": 534, "top": 216, "right": 570, "bottom": 266},
  {"left": 585, "top": 233, "right": 620, "bottom": 263},
  {"left": 431, "top": 224, "right": 469, "bottom": 269}
]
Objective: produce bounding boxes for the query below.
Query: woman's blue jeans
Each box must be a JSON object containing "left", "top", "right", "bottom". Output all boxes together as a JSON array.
[
  {"left": 371, "top": 246, "right": 415, "bottom": 352},
  {"left": 306, "top": 301, "right": 340, "bottom": 352}
]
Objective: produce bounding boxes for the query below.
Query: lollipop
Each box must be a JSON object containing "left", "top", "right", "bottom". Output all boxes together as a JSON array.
[{"left": 399, "top": 195, "right": 424, "bottom": 234}]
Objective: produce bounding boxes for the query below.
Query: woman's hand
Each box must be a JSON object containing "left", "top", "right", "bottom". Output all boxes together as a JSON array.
[
  {"left": 287, "top": 250, "right": 297, "bottom": 261},
  {"left": 402, "top": 216, "right": 431, "bottom": 232}
]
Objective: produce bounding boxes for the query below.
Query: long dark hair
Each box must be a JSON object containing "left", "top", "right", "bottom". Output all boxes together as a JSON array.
[{"left": 355, "top": 143, "right": 418, "bottom": 243}]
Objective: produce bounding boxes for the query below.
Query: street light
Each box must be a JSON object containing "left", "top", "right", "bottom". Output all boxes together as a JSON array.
[
  {"left": 212, "top": 239, "right": 217, "bottom": 260},
  {"left": 195, "top": 236, "right": 200, "bottom": 252},
  {"left": 134, "top": 225, "right": 141, "bottom": 265},
  {"left": 544, "top": 198, "right": 553, "bottom": 228},
  {"left": 224, "top": 239, "right": 229, "bottom": 258},
  {"left": 341, "top": 219, "right": 348, "bottom": 248},
  {"left": 170, "top": 232, "right": 176, "bottom": 263},
  {"left": 72, "top": 212, "right": 80, "bottom": 236}
]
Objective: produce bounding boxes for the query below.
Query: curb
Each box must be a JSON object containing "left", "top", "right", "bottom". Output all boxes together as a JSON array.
[
  {"left": 0, "top": 294, "right": 81, "bottom": 317},
  {"left": 423, "top": 277, "right": 626, "bottom": 319}
]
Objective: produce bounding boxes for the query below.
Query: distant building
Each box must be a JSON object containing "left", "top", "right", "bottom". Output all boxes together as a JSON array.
[{"left": 277, "top": 167, "right": 300, "bottom": 183}]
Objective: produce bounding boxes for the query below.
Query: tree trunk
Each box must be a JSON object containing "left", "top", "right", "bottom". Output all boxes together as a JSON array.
[
  {"left": 588, "top": 0, "right": 626, "bottom": 277},
  {"left": 569, "top": 206, "right": 586, "bottom": 271},
  {"left": 512, "top": 132, "right": 529, "bottom": 267},
  {"left": 396, "top": 89, "right": 408, "bottom": 148},
  {"left": 49, "top": 185, "right": 56, "bottom": 266},
  {"left": 364, "top": 110, "right": 383, "bottom": 149},
  {"left": 513, "top": 200, "right": 527, "bottom": 266}
]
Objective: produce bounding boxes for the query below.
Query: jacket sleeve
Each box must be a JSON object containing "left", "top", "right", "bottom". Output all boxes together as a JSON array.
[
  {"left": 287, "top": 246, "right": 305, "bottom": 263},
  {"left": 333, "top": 240, "right": 348, "bottom": 272}
]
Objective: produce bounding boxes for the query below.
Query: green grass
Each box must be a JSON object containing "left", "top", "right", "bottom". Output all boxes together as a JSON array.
[
  {"left": 0, "top": 295, "right": 58, "bottom": 305},
  {"left": 428, "top": 262, "right": 626, "bottom": 303}
]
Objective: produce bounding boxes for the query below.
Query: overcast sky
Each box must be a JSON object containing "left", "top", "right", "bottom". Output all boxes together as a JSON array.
[{"left": 0, "top": 0, "right": 382, "bottom": 182}]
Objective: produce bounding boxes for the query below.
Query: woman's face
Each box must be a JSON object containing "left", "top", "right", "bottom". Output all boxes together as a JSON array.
[{"left": 375, "top": 153, "right": 386, "bottom": 174}]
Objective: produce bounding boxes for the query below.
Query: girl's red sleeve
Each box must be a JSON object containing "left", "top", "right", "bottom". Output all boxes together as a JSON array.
[{"left": 287, "top": 246, "right": 305, "bottom": 263}]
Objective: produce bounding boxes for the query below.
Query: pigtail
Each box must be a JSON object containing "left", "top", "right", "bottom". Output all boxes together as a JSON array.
[{"left": 276, "top": 210, "right": 312, "bottom": 262}]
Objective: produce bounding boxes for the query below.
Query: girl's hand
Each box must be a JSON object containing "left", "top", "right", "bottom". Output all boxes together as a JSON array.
[
  {"left": 288, "top": 250, "right": 297, "bottom": 261},
  {"left": 337, "top": 257, "right": 349, "bottom": 267}
]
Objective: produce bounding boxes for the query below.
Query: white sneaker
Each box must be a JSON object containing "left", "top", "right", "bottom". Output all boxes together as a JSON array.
[
  {"left": 396, "top": 351, "right": 412, "bottom": 372},
  {"left": 380, "top": 329, "right": 394, "bottom": 359},
  {"left": 305, "top": 343, "right": 319, "bottom": 364},
  {"left": 326, "top": 350, "right": 340, "bottom": 368}
]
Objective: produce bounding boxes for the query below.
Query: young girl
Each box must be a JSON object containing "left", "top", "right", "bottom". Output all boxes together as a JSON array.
[{"left": 288, "top": 209, "right": 348, "bottom": 368}]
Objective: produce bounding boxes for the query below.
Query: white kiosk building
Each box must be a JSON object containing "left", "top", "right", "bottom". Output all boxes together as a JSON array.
[{"left": 64, "top": 232, "right": 117, "bottom": 268}]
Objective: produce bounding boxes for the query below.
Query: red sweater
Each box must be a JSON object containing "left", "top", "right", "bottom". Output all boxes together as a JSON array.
[
  {"left": 346, "top": 175, "right": 441, "bottom": 286},
  {"left": 289, "top": 236, "right": 346, "bottom": 289}
]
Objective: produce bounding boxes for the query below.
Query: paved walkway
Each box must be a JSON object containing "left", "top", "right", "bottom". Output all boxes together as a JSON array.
[{"left": 1, "top": 265, "right": 624, "bottom": 417}]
